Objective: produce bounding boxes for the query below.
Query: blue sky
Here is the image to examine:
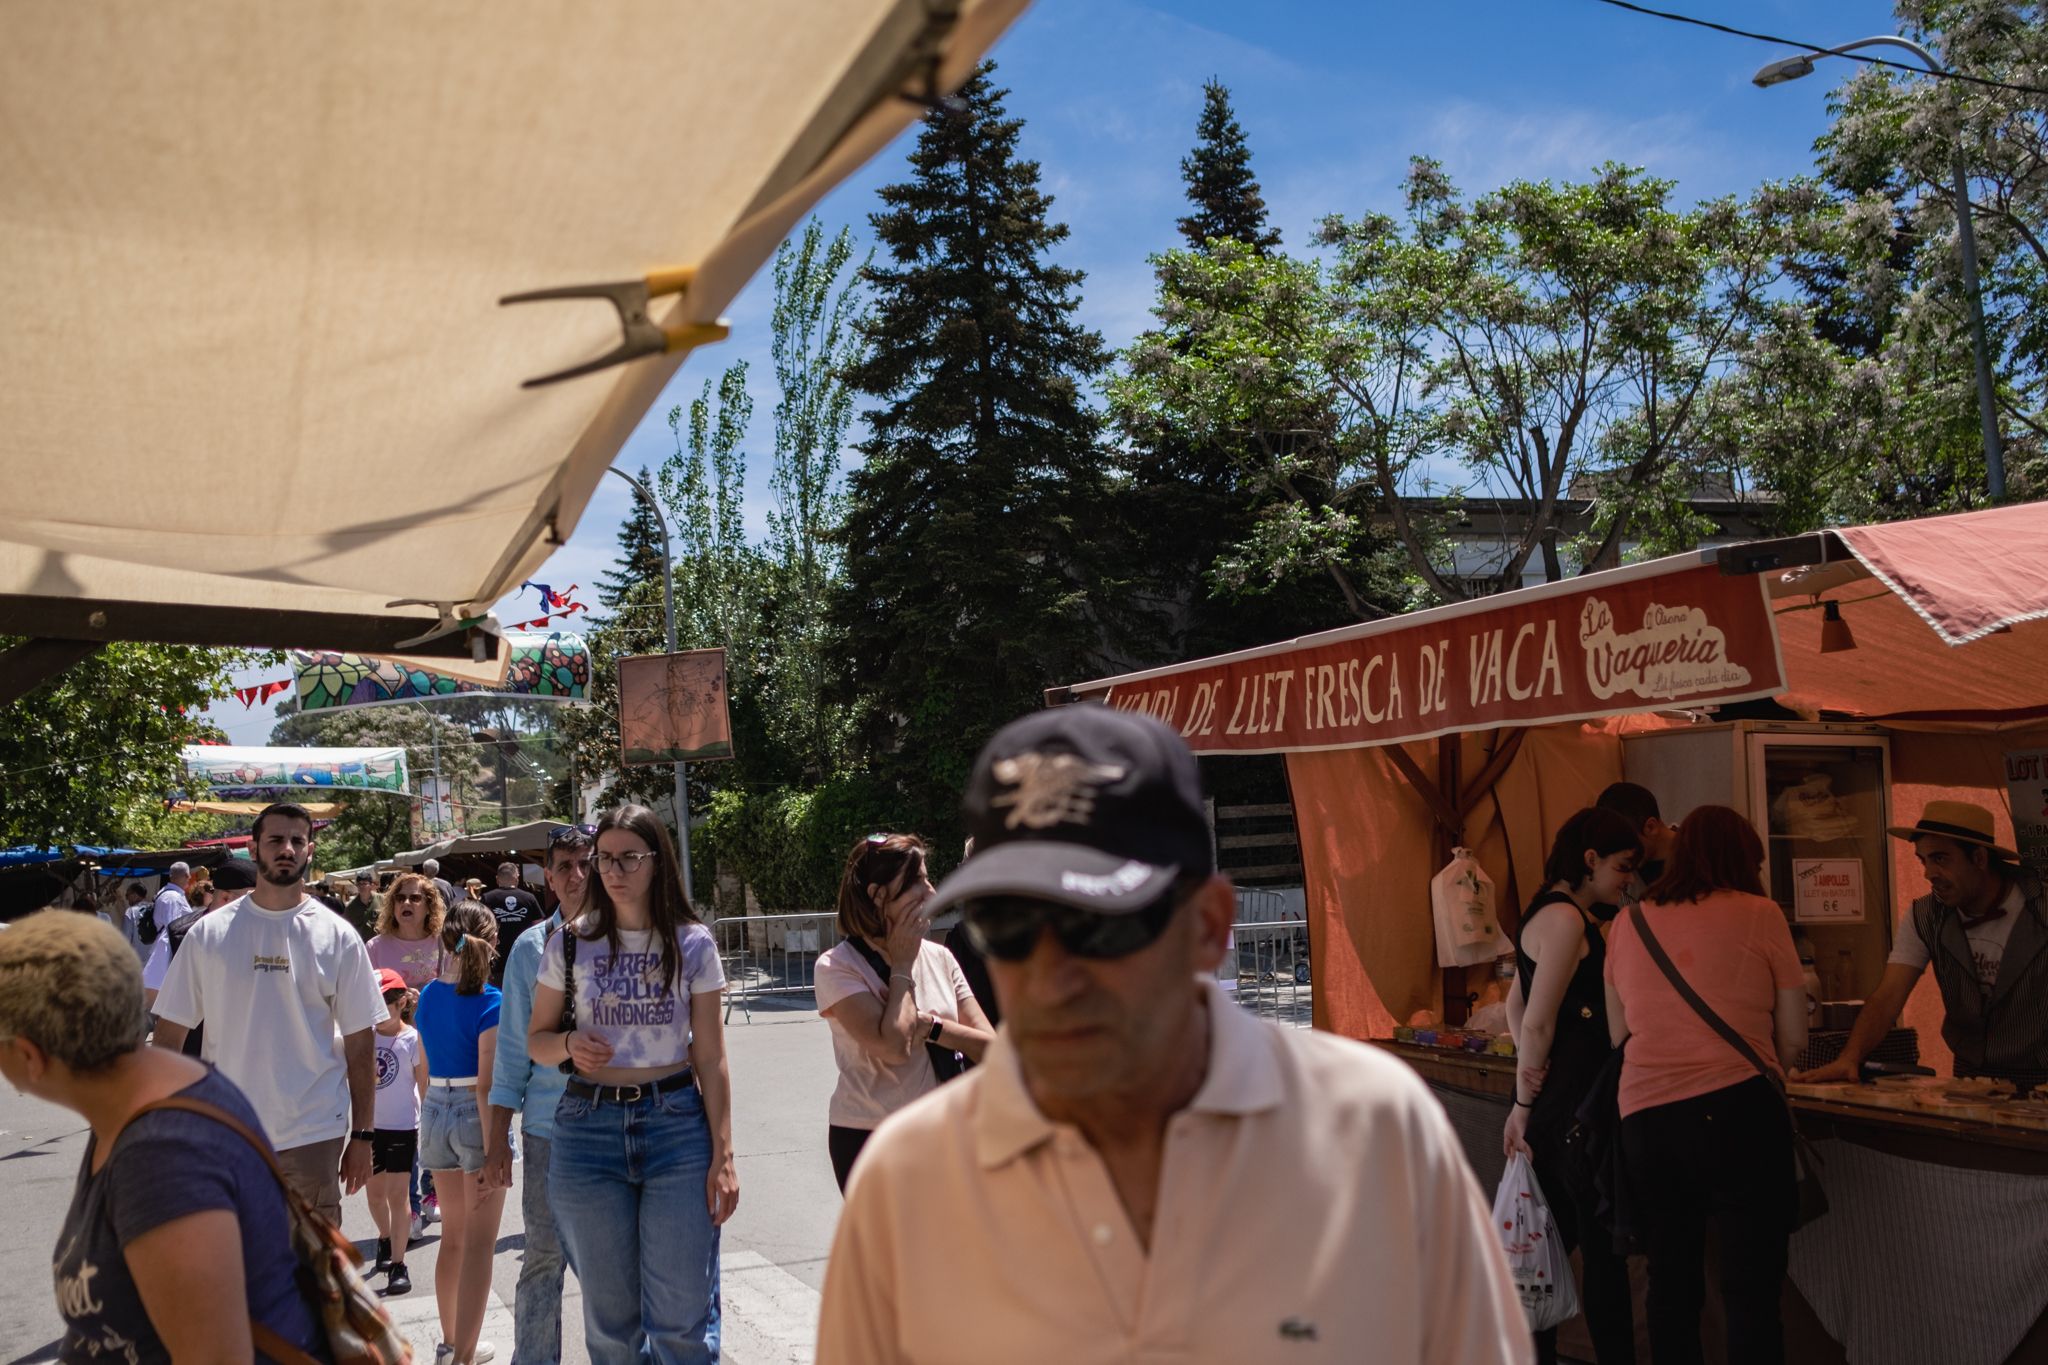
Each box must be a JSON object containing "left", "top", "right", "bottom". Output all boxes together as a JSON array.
[{"left": 211, "top": 0, "right": 1898, "bottom": 742}]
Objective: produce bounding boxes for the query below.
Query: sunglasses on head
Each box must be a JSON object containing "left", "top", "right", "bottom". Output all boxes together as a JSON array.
[
  {"left": 962, "top": 887, "right": 1183, "bottom": 963},
  {"left": 549, "top": 823, "right": 597, "bottom": 845}
]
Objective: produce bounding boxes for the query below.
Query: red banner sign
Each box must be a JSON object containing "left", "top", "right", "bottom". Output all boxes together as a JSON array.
[{"left": 1084, "top": 562, "right": 1785, "bottom": 754}]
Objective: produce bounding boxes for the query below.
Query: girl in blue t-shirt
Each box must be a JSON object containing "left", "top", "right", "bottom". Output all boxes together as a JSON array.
[
  {"left": 528, "top": 803, "right": 737, "bottom": 1364},
  {"left": 415, "top": 902, "right": 502, "bottom": 1365}
]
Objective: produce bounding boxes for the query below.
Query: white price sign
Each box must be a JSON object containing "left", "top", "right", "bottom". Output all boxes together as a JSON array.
[{"left": 1793, "top": 858, "right": 1864, "bottom": 923}]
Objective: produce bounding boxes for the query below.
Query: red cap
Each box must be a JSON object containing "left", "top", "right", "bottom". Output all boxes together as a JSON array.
[{"left": 375, "top": 968, "right": 408, "bottom": 995}]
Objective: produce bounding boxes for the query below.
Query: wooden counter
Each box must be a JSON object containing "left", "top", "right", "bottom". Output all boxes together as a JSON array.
[{"left": 1371, "top": 1039, "right": 2048, "bottom": 1170}]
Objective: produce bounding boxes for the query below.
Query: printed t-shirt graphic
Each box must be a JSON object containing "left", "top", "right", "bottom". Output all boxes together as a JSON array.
[
  {"left": 152, "top": 894, "right": 388, "bottom": 1149},
  {"left": 374, "top": 1025, "right": 424, "bottom": 1130},
  {"left": 537, "top": 920, "right": 725, "bottom": 1069}
]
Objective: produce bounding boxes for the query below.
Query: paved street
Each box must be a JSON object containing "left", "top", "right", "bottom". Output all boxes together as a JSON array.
[{"left": 0, "top": 1001, "right": 842, "bottom": 1364}]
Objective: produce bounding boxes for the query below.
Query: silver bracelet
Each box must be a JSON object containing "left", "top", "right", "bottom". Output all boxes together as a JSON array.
[{"left": 890, "top": 972, "right": 914, "bottom": 987}]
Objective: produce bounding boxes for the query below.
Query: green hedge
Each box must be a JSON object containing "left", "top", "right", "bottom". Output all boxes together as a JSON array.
[{"left": 701, "top": 774, "right": 905, "bottom": 911}]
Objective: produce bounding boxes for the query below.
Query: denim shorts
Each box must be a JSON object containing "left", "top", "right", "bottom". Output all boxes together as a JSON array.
[{"left": 419, "top": 1086, "right": 485, "bottom": 1173}]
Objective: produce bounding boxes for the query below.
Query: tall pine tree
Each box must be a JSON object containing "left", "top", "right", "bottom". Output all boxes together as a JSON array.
[
  {"left": 595, "top": 465, "right": 667, "bottom": 610},
  {"left": 1178, "top": 79, "right": 1280, "bottom": 253},
  {"left": 832, "top": 63, "right": 1124, "bottom": 837}
]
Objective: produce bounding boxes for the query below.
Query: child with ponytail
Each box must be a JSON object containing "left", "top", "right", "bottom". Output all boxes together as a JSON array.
[{"left": 414, "top": 902, "right": 504, "bottom": 1364}]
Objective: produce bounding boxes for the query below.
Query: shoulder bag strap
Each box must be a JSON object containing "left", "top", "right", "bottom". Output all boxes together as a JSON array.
[
  {"left": 1628, "top": 904, "right": 1781, "bottom": 1090},
  {"left": 111, "top": 1096, "right": 325, "bottom": 1365},
  {"left": 559, "top": 922, "right": 578, "bottom": 1033}
]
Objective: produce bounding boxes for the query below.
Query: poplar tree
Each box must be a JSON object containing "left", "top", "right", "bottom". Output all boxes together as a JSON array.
[
  {"left": 1178, "top": 78, "right": 1280, "bottom": 253},
  {"left": 832, "top": 63, "right": 1124, "bottom": 836}
]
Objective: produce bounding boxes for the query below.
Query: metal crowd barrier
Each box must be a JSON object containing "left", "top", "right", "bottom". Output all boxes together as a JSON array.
[{"left": 712, "top": 907, "right": 1313, "bottom": 1028}]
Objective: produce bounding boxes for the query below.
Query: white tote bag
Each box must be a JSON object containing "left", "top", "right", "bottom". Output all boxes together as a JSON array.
[
  {"left": 1493, "top": 1151, "right": 1580, "bottom": 1332},
  {"left": 1429, "top": 846, "right": 1503, "bottom": 967}
]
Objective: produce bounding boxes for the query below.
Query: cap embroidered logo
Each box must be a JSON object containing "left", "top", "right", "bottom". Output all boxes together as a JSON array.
[{"left": 990, "top": 754, "right": 1127, "bottom": 830}]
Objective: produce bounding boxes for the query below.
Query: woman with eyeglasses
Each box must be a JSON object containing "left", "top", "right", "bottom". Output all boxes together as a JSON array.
[
  {"left": 815, "top": 834, "right": 995, "bottom": 1193},
  {"left": 526, "top": 805, "right": 736, "bottom": 1364}
]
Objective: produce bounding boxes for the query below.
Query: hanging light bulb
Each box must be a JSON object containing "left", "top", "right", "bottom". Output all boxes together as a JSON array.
[{"left": 1819, "top": 599, "right": 1857, "bottom": 653}]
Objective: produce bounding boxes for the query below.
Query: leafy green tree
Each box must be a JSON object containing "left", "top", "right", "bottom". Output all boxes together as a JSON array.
[
  {"left": 0, "top": 642, "right": 260, "bottom": 848},
  {"left": 1179, "top": 78, "right": 1281, "bottom": 253},
  {"left": 595, "top": 465, "right": 668, "bottom": 610},
  {"left": 1113, "top": 241, "right": 1409, "bottom": 625},
  {"left": 1794, "top": 0, "right": 2045, "bottom": 503},
  {"left": 271, "top": 701, "right": 485, "bottom": 866},
  {"left": 832, "top": 63, "right": 1130, "bottom": 835},
  {"left": 762, "top": 220, "right": 869, "bottom": 780}
]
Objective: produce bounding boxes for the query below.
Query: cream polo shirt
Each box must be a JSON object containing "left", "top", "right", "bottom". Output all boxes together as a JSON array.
[{"left": 817, "top": 980, "right": 1530, "bottom": 1365}]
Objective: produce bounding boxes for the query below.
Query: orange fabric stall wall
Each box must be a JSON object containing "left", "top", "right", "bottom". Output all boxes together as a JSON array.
[
  {"left": 1287, "top": 722, "right": 1636, "bottom": 1040},
  {"left": 1884, "top": 724, "right": 2048, "bottom": 1077}
]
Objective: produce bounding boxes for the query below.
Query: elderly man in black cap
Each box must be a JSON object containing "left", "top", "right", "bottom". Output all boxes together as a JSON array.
[
  {"left": 816, "top": 706, "right": 1527, "bottom": 1365},
  {"left": 1798, "top": 800, "right": 2047, "bottom": 1086}
]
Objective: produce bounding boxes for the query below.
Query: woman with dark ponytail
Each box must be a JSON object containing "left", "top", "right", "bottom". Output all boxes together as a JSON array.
[{"left": 415, "top": 901, "right": 504, "bottom": 1363}]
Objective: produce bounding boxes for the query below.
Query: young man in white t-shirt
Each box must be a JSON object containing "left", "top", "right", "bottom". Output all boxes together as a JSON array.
[{"left": 153, "top": 802, "right": 388, "bottom": 1225}]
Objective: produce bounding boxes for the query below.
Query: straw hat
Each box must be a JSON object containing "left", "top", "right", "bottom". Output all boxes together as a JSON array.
[{"left": 1886, "top": 801, "right": 2018, "bottom": 860}]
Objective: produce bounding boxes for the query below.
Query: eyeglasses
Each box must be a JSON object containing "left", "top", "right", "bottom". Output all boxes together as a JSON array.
[
  {"left": 962, "top": 891, "right": 1183, "bottom": 963},
  {"left": 596, "top": 850, "right": 655, "bottom": 875},
  {"left": 393, "top": 892, "right": 425, "bottom": 904}
]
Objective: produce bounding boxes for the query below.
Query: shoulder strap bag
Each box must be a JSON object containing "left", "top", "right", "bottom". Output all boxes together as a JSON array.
[
  {"left": 843, "top": 936, "right": 967, "bottom": 1083},
  {"left": 115, "top": 1095, "right": 412, "bottom": 1364},
  {"left": 555, "top": 921, "right": 579, "bottom": 1075},
  {"left": 1628, "top": 904, "right": 1828, "bottom": 1229}
]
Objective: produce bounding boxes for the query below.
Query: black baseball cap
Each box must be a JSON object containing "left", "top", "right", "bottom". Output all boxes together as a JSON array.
[{"left": 926, "top": 705, "right": 1215, "bottom": 917}]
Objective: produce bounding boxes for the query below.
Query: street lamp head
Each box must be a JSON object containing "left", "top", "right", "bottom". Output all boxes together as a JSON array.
[{"left": 1753, "top": 54, "right": 1816, "bottom": 87}]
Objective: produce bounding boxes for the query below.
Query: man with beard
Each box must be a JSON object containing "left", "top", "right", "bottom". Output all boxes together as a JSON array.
[
  {"left": 153, "top": 802, "right": 387, "bottom": 1224},
  {"left": 817, "top": 708, "right": 1527, "bottom": 1364}
]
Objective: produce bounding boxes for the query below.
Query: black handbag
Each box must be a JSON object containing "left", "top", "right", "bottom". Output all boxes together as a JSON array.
[
  {"left": 1628, "top": 904, "right": 1829, "bottom": 1229},
  {"left": 1569, "top": 1041, "right": 1642, "bottom": 1254},
  {"left": 844, "top": 937, "right": 968, "bottom": 1083}
]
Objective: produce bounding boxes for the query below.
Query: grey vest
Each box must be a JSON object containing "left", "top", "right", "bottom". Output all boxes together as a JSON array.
[{"left": 1909, "top": 875, "right": 2048, "bottom": 1082}]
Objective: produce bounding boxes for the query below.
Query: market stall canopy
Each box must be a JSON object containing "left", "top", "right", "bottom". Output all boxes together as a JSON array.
[
  {"left": 0, "top": 0, "right": 1028, "bottom": 662},
  {"left": 1064, "top": 503, "right": 2048, "bottom": 750},
  {"left": 392, "top": 819, "right": 578, "bottom": 866}
]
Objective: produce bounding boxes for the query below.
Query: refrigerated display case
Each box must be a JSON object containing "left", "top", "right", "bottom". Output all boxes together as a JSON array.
[{"left": 1622, "top": 721, "right": 1894, "bottom": 1000}]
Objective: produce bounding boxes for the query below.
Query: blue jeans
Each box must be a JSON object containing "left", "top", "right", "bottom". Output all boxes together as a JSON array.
[
  {"left": 550, "top": 1083, "right": 721, "bottom": 1364},
  {"left": 516, "top": 1131, "right": 565, "bottom": 1365}
]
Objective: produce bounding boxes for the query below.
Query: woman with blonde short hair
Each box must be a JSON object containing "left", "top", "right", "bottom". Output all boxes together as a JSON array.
[{"left": 0, "top": 912, "right": 321, "bottom": 1360}]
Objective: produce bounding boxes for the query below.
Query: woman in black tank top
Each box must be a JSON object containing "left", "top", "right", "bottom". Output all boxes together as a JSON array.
[{"left": 1506, "top": 807, "right": 1644, "bottom": 1365}]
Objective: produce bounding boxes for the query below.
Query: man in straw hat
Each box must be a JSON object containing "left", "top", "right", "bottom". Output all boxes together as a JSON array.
[
  {"left": 816, "top": 706, "right": 1526, "bottom": 1364},
  {"left": 1797, "top": 800, "right": 2047, "bottom": 1086}
]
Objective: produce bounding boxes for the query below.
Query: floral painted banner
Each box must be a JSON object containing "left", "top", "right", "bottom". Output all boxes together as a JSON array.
[
  {"left": 292, "top": 631, "right": 591, "bottom": 712},
  {"left": 181, "top": 745, "right": 409, "bottom": 796}
]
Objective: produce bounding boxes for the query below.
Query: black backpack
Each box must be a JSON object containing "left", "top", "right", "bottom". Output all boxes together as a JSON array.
[{"left": 137, "top": 896, "right": 168, "bottom": 944}]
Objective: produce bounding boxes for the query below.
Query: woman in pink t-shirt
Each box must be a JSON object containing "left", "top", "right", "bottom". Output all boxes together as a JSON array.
[
  {"left": 815, "top": 834, "right": 995, "bottom": 1192},
  {"left": 1604, "top": 805, "right": 1807, "bottom": 1365},
  {"left": 368, "top": 872, "right": 452, "bottom": 989}
]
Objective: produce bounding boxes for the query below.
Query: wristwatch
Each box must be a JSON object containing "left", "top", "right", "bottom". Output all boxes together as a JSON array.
[
  {"left": 350, "top": 1129, "right": 376, "bottom": 1143},
  {"left": 926, "top": 1018, "right": 944, "bottom": 1044}
]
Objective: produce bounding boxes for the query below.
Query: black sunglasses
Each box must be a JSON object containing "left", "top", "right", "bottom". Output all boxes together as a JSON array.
[
  {"left": 963, "top": 889, "right": 1183, "bottom": 963},
  {"left": 549, "top": 823, "right": 597, "bottom": 845}
]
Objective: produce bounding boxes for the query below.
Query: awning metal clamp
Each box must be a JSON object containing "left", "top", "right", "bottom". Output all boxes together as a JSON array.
[{"left": 499, "top": 266, "right": 730, "bottom": 388}]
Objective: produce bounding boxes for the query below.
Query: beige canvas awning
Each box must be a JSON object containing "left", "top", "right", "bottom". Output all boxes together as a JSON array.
[{"left": 0, "top": 0, "right": 1027, "bottom": 668}]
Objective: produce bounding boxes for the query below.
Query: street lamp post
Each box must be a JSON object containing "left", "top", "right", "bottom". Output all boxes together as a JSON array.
[
  {"left": 1755, "top": 36, "right": 2007, "bottom": 500},
  {"left": 607, "top": 466, "right": 694, "bottom": 902}
]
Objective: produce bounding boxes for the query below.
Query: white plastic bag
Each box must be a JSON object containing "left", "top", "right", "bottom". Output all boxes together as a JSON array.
[
  {"left": 1493, "top": 1151, "right": 1579, "bottom": 1332},
  {"left": 1430, "top": 847, "right": 1502, "bottom": 967}
]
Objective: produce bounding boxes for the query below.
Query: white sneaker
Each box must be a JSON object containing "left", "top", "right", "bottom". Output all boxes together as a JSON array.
[
  {"left": 410, "top": 1214, "right": 428, "bottom": 1240},
  {"left": 473, "top": 1344, "right": 494, "bottom": 1362}
]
